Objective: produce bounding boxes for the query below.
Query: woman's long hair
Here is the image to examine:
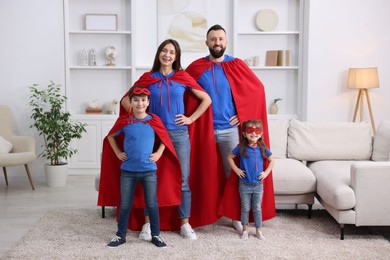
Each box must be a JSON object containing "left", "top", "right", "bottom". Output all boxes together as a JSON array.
[{"left": 239, "top": 120, "right": 269, "bottom": 159}]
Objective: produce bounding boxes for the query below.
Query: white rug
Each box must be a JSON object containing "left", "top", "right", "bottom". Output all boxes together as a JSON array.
[{"left": 3, "top": 209, "right": 389, "bottom": 259}]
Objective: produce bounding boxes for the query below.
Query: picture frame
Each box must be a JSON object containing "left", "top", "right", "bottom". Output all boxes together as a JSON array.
[{"left": 85, "top": 14, "right": 118, "bottom": 31}]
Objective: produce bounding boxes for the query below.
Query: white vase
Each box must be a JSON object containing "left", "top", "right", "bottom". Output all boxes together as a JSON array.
[
  {"left": 270, "top": 103, "right": 279, "bottom": 114},
  {"left": 44, "top": 164, "right": 68, "bottom": 187}
]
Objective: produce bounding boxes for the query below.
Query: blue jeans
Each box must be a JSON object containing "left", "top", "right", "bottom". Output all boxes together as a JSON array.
[
  {"left": 214, "top": 126, "right": 240, "bottom": 179},
  {"left": 168, "top": 129, "right": 191, "bottom": 219},
  {"left": 117, "top": 170, "right": 160, "bottom": 238},
  {"left": 239, "top": 180, "right": 264, "bottom": 228}
]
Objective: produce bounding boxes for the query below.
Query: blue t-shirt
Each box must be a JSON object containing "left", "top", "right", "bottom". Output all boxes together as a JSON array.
[
  {"left": 148, "top": 70, "right": 190, "bottom": 130},
  {"left": 197, "top": 55, "right": 237, "bottom": 130},
  {"left": 232, "top": 145, "right": 272, "bottom": 184},
  {"left": 115, "top": 114, "right": 156, "bottom": 172}
]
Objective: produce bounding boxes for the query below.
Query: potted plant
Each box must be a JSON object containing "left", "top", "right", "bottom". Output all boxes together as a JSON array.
[
  {"left": 270, "top": 98, "right": 282, "bottom": 114},
  {"left": 29, "top": 81, "right": 87, "bottom": 187}
]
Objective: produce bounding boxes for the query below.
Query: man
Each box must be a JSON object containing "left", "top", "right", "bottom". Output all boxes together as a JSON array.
[{"left": 186, "top": 24, "right": 276, "bottom": 231}]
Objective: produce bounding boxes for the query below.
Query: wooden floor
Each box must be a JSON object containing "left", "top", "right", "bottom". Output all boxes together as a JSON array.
[{"left": 0, "top": 174, "right": 98, "bottom": 258}]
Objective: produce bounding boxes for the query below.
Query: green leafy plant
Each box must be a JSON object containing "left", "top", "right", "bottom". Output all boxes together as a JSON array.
[{"left": 29, "top": 81, "right": 87, "bottom": 165}]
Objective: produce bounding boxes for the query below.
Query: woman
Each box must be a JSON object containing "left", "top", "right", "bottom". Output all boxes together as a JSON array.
[{"left": 121, "top": 39, "right": 212, "bottom": 240}]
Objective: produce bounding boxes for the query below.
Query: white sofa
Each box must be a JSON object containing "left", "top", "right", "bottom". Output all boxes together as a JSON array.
[{"left": 269, "top": 119, "right": 390, "bottom": 239}]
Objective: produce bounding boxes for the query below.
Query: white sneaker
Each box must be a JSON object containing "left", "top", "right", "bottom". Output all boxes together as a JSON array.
[
  {"left": 240, "top": 230, "right": 249, "bottom": 240},
  {"left": 232, "top": 220, "right": 243, "bottom": 233},
  {"left": 180, "top": 223, "right": 197, "bottom": 240},
  {"left": 256, "top": 231, "right": 266, "bottom": 240},
  {"left": 138, "top": 223, "right": 152, "bottom": 241}
]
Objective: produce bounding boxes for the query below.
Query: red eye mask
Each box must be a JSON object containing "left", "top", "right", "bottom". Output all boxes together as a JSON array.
[
  {"left": 130, "top": 87, "right": 150, "bottom": 98},
  {"left": 245, "top": 127, "right": 262, "bottom": 135}
]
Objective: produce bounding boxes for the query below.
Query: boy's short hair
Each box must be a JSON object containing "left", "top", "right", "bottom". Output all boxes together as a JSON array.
[{"left": 128, "top": 86, "right": 150, "bottom": 99}]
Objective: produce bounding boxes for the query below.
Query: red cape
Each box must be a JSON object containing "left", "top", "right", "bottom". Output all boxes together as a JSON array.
[
  {"left": 99, "top": 70, "right": 223, "bottom": 230},
  {"left": 186, "top": 57, "right": 276, "bottom": 221},
  {"left": 98, "top": 113, "right": 182, "bottom": 229}
]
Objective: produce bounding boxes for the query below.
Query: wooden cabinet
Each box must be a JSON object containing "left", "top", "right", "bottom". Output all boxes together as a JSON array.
[{"left": 232, "top": 0, "right": 306, "bottom": 119}]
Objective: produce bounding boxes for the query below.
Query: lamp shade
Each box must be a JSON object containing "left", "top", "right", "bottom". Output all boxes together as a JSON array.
[{"left": 347, "top": 67, "right": 379, "bottom": 89}]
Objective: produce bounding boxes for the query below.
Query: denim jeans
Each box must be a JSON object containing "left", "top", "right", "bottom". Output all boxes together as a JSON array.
[
  {"left": 214, "top": 126, "right": 240, "bottom": 179},
  {"left": 168, "top": 129, "right": 191, "bottom": 219},
  {"left": 117, "top": 170, "right": 160, "bottom": 238},
  {"left": 239, "top": 180, "right": 264, "bottom": 228}
]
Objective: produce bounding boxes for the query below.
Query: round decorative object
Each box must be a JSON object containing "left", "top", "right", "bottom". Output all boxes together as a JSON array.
[{"left": 255, "top": 9, "right": 279, "bottom": 31}]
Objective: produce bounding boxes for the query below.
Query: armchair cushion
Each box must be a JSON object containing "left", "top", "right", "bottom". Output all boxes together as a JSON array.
[{"left": 0, "top": 136, "right": 13, "bottom": 154}]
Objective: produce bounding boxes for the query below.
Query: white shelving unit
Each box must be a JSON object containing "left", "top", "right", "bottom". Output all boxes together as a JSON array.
[
  {"left": 64, "top": 0, "right": 133, "bottom": 116},
  {"left": 62, "top": 0, "right": 306, "bottom": 173},
  {"left": 63, "top": 0, "right": 133, "bottom": 172},
  {"left": 232, "top": 0, "right": 305, "bottom": 119}
]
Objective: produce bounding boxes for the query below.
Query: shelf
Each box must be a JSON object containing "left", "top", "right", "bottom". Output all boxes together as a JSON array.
[
  {"left": 250, "top": 66, "right": 299, "bottom": 70},
  {"left": 238, "top": 31, "right": 299, "bottom": 35},
  {"left": 233, "top": 0, "right": 305, "bottom": 119},
  {"left": 268, "top": 114, "right": 299, "bottom": 120},
  {"left": 69, "top": 30, "right": 131, "bottom": 35},
  {"left": 73, "top": 114, "right": 118, "bottom": 120},
  {"left": 70, "top": 66, "right": 131, "bottom": 70}
]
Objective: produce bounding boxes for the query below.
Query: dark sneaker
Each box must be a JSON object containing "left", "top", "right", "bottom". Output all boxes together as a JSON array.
[
  {"left": 151, "top": 235, "right": 167, "bottom": 248},
  {"left": 106, "top": 235, "right": 126, "bottom": 248}
]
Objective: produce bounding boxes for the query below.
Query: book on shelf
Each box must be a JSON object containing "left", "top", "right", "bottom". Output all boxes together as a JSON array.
[
  {"left": 265, "top": 50, "right": 290, "bottom": 66},
  {"left": 265, "top": 50, "right": 278, "bottom": 66}
]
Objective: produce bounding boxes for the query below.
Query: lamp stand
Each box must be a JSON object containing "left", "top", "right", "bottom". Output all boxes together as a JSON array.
[{"left": 352, "top": 89, "right": 376, "bottom": 135}]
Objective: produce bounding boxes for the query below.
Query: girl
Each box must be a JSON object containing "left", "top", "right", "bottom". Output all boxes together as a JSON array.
[{"left": 226, "top": 120, "right": 275, "bottom": 240}]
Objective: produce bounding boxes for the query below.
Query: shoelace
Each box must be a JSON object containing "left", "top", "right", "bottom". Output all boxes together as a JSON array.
[
  {"left": 184, "top": 225, "right": 195, "bottom": 234},
  {"left": 153, "top": 236, "right": 163, "bottom": 242},
  {"left": 111, "top": 235, "right": 121, "bottom": 242}
]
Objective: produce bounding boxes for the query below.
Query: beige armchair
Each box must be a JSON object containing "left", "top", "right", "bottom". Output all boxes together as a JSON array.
[{"left": 0, "top": 105, "right": 36, "bottom": 190}]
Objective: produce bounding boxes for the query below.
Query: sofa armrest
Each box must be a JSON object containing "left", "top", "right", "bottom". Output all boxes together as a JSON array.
[
  {"left": 350, "top": 161, "right": 390, "bottom": 226},
  {"left": 10, "top": 136, "right": 36, "bottom": 153}
]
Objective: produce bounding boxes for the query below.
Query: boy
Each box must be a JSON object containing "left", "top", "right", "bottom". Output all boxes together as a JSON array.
[{"left": 106, "top": 86, "right": 172, "bottom": 248}]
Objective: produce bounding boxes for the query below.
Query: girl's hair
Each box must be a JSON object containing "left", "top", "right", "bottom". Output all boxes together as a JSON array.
[
  {"left": 151, "top": 39, "right": 182, "bottom": 72},
  {"left": 239, "top": 120, "right": 269, "bottom": 159}
]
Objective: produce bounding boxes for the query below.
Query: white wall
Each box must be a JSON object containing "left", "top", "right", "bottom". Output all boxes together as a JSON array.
[
  {"left": 0, "top": 0, "right": 64, "bottom": 178},
  {"left": 304, "top": 0, "right": 390, "bottom": 124},
  {"left": 1, "top": 0, "right": 389, "bottom": 179}
]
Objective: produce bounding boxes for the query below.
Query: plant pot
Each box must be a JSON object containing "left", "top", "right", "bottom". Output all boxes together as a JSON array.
[
  {"left": 270, "top": 103, "right": 279, "bottom": 114},
  {"left": 44, "top": 164, "right": 68, "bottom": 187}
]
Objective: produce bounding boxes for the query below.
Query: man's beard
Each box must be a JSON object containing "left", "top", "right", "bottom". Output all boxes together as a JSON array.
[{"left": 209, "top": 46, "right": 226, "bottom": 59}]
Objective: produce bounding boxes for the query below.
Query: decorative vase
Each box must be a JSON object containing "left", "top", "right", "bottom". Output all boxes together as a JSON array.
[
  {"left": 270, "top": 102, "right": 279, "bottom": 114},
  {"left": 44, "top": 164, "right": 68, "bottom": 187}
]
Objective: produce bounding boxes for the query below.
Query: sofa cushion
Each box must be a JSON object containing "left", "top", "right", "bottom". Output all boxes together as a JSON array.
[
  {"left": 287, "top": 119, "right": 372, "bottom": 161},
  {"left": 309, "top": 160, "right": 361, "bottom": 210},
  {"left": 273, "top": 158, "right": 316, "bottom": 194},
  {"left": 268, "top": 120, "right": 288, "bottom": 159},
  {"left": 0, "top": 136, "right": 13, "bottom": 154},
  {"left": 372, "top": 120, "right": 390, "bottom": 161}
]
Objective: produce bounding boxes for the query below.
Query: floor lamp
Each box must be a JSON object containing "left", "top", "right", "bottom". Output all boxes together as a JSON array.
[{"left": 347, "top": 67, "right": 379, "bottom": 135}]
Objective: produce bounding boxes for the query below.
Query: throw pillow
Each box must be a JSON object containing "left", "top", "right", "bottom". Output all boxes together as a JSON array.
[
  {"left": 0, "top": 136, "right": 13, "bottom": 154},
  {"left": 268, "top": 119, "right": 289, "bottom": 159},
  {"left": 372, "top": 120, "right": 390, "bottom": 161}
]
